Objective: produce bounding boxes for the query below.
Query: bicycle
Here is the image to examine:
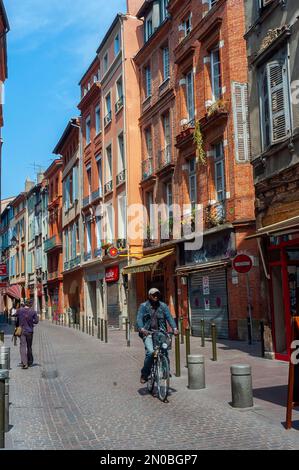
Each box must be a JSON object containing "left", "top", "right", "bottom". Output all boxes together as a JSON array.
[{"left": 146, "top": 330, "right": 173, "bottom": 402}]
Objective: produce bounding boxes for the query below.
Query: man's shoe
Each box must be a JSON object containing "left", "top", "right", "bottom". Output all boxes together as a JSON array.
[
  {"left": 22, "top": 365, "right": 28, "bottom": 369},
  {"left": 140, "top": 376, "right": 148, "bottom": 384}
]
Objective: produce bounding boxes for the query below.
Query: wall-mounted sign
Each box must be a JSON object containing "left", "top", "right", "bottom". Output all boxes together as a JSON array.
[
  {"left": 107, "top": 246, "right": 119, "bottom": 259},
  {"left": 203, "top": 276, "right": 210, "bottom": 295},
  {"left": 233, "top": 254, "right": 252, "bottom": 274},
  {"left": 105, "top": 266, "right": 119, "bottom": 283},
  {"left": 204, "top": 298, "right": 210, "bottom": 311}
]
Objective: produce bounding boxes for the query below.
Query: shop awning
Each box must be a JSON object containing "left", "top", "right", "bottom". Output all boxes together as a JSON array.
[
  {"left": 5, "top": 285, "right": 22, "bottom": 300},
  {"left": 176, "top": 260, "right": 230, "bottom": 275},
  {"left": 246, "top": 215, "right": 299, "bottom": 240},
  {"left": 122, "top": 249, "right": 174, "bottom": 275}
]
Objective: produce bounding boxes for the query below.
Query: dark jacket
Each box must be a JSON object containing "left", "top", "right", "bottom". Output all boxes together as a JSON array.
[
  {"left": 136, "top": 300, "right": 177, "bottom": 336},
  {"left": 16, "top": 307, "right": 39, "bottom": 334}
]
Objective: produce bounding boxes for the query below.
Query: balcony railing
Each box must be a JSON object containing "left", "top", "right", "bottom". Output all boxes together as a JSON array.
[
  {"left": 64, "top": 261, "right": 70, "bottom": 271},
  {"left": 69, "top": 255, "right": 81, "bottom": 269},
  {"left": 142, "top": 157, "right": 154, "bottom": 180},
  {"left": 48, "top": 271, "right": 59, "bottom": 280},
  {"left": 116, "top": 169, "right": 126, "bottom": 186},
  {"left": 84, "top": 251, "right": 92, "bottom": 262},
  {"left": 44, "top": 235, "right": 61, "bottom": 253},
  {"left": 157, "top": 145, "right": 172, "bottom": 171},
  {"left": 92, "top": 188, "right": 102, "bottom": 202},
  {"left": 104, "top": 180, "right": 113, "bottom": 195},
  {"left": 115, "top": 96, "right": 124, "bottom": 113},
  {"left": 104, "top": 111, "right": 112, "bottom": 127},
  {"left": 116, "top": 238, "right": 127, "bottom": 249},
  {"left": 93, "top": 247, "right": 102, "bottom": 258}
]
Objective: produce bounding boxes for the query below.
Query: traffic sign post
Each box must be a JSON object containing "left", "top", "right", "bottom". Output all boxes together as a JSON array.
[{"left": 233, "top": 254, "right": 253, "bottom": 345}]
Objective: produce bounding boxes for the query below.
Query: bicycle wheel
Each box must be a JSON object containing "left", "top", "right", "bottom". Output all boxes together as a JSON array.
[
  {"left": 147, "top": 364, "right": 155, "bottom": 394},
  {"left": 157, "top": 354, "right": 170, "bottom": 402}
]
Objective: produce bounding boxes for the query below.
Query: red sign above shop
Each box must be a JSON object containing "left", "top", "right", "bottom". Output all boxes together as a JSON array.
[
  {"left": 0, "top": 282, "right": 8, "bottom": 288},
  {"left": 0, "top": 264, "right": 7, "bottom": 276},
  {"left": 105, "top": 266, "right": 119, "bottom": 283},
  {"left": 233, "top": 254, "right": 253, "bottom": 274}
]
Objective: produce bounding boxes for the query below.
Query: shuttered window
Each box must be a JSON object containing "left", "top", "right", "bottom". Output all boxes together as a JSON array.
[
  {"left": 259, "top": 54, "right": 291, "bottom": 150},
  {"left": 232, "top": 82, "right": 250, "bottom": 162}
]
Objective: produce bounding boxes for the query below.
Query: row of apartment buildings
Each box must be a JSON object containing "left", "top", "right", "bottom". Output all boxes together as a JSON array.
[{"left": 1, "top": 0, "right": 298, "bottom": 361}]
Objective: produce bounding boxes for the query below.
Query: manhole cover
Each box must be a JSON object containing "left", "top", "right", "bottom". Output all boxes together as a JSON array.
[{"left": 41, "top": 369, "right": 58, "bottom": 379}]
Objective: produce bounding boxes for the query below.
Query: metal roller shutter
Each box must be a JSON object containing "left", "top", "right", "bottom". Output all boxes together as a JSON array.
[
  {"left": 107, "top": 282, "right": 120, "bottom": 328},
  {"left": 189, "top": 268, "right": 228, "bottom": 338}
]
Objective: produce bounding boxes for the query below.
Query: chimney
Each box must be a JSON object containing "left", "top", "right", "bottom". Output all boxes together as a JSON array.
[
  {"left": 126, "top": 0, "right": 144, "bottom": 16},
  {"left": 25, "top": 178, "right": 35, "bottom": 193},
  {"left": 37, "top": 172, "right": 44, "bottom": 184}
]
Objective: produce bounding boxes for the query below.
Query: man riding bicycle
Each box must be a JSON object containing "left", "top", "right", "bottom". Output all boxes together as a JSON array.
[{"left": 136, "top": 288, "right": 179, "bottom": 384}]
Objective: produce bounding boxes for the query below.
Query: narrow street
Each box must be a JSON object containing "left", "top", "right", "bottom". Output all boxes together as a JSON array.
[{"left": 2, "top": 321, "right": 299, "bottom": 450}]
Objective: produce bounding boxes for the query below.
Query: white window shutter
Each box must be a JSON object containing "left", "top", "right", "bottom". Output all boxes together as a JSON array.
[
  {"left": 232, "top": 82, "right": 250, "bottom": 162},
  {"left": 267, "top": 60, "right": 290, "bottom": 144}
]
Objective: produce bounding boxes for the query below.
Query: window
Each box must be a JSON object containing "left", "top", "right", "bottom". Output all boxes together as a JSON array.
[
  {"left": 86, "top": 220, "right": 92, "bottom": 254},
  {"left": 106, "top": 145, "right": 112, "bottom": 183},
  {"left": 106, "top": 204, "right": 114, "bottom": 244},
  {"left": 213, "top": 142, "right": 225, "bottom": 202},
  {"left": 118, "top": 133, "right": 125, "bottom": 173},
  {"left": 116, "top": 77, "right": 123, "bottom": 112},
  {"left": 145, "top": 15, "right": 153, "bottom": 42},
  {"left": 145, "top": 65, "right": 152, "bottom": 98},
  {"left": 103, "top": 53, "right": 108, "bottom": 73},
  {"left": 95, "top": 105, "right": 101, "bottom": 135},
  {"left": 118, "top": 194, "right": 127, "bottom": 240},
  {"left": 65, "top": 228, "right": 69, "bottom": 261},
  {"left": 86, "top": 165, "right": 92, "bottom": 198},
  {"left": 105, "top": 93, "right": 112, "bottom": 125},
  {"left": 162, "top": 46, "right": 170, "bottom": 81},
  {"left": 161, "top": 0, "right": 169, "bottom": 22},
  {"left": 259, "top": 52, "right": 291, "bottom": 149},
  {"left": 96, "top": 216, "right": 102, "bottom": 249},
  {"left": 189, "top": 158, "right": 197, "bottom": 210},
  {"left": 183, "top": 14, "right": 192, "bottom": 37},
  {"left": 208, "top": 0, "right": 218, "bottom": 9},
  {"left": 211, "top": 49, "right": 221, "bottom": 101},
  {"left": 186, "top": 71, "right": 195, "bottom": 121},
  {"left": 114, "top": 34, "right": 120, "bottom": 56},
  {"left": 163, "top": 112, "right": 171, "bottom": 160},
  {"left": 85, "top": 115, "right": 91, "bottom": 145},
  {"left": 145, "top": 128, "right": 153, "bottom": 157},
  {"left": 146, "top": 191, "right": 154, "bottom": 235},
  {"left": 96, "top": 156, "right": 103, "bottom": 196}
]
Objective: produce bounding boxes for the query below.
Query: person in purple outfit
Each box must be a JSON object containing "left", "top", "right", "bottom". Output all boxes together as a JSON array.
[{"left": 16, "top": 299, "right": 39, "bottom": 369}]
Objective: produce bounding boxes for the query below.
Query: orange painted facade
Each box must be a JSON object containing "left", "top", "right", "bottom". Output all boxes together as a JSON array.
[{"left": 44, "top": 159, "right": 64, "bottom": 320}]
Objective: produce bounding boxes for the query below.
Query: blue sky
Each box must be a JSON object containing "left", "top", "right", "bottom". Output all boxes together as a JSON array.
[{"left": 2, "top": 0, "right": 126, "bottom": 199}]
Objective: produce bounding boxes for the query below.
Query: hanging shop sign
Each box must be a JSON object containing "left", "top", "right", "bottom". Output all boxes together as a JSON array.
[
  {"left": 105, "top": 266, "right": 119, "bottom": 283},
  {"left": 0, "top": 264, "right": 7, "bottom": 276}
]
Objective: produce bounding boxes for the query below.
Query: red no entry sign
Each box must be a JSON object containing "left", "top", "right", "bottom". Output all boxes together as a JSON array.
[{"left": 233, "top": 254, "right": 252, "bottom": 274}]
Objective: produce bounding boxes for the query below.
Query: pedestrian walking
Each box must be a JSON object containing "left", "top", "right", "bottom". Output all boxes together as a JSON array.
[{"left": 16, "top": 299, "right": 39, "bottom": 369}]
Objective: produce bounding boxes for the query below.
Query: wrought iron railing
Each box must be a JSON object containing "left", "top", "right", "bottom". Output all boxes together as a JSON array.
[
  {"left": 104, "top": 111, "right": 112, "bottom": 127},
  {"left": 157, "top": 145, "right": 172, "bottom": 170},
  {"left": 44, "top": 236, "right": 61, "bottom": 252},
  {"left": 141, "top": 157, "right": 154, "bottom": 180},
  {"left": 92, "top": 189, "right": 102, "bottom": 201},
  {"left": 116, "top": 169, "right": 126, "bottom": 186},
  {"left": 115, "top": 96, "right": 124, "bottom": 113},
  {"left": 104, "top": 180, "right": 113, "bottom": 195},
  {"left": 84, "top": 251, "right": 92, "bottom": 262}
]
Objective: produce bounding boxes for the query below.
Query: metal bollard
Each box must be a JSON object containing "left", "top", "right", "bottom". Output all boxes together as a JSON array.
[
  {"left": 187, "top": 355, "right": 205, "bottom": 390},
  {"left": 201, "top": 319, "right": 205, "bottom": 347},
  {"left": 92, "top": 319, "right": 95, "bottom": 337},
  {"left": 97, "top": 318, "right": 101, "bottom": 339},
  {"left": 0, "top": 332, "right": 4, "bottom": 346},
  {"left": 104, "top": 320, "right": 108, "bottom": 343},
  {"left": 0, "top": 347, "right": 10, "bottom": 370},
  {"left": 260, "top": 321, "right": 265, "bottom": 358},
  {"left": 180, "top": 317, "right": 184, "bottom": 345},
  {"left": 82, "top": 316, "right": 85, "bottom": 333},
  {"left": 0, "top": 369, "right": 8, "bottom": 448},
  {"left": 211, "top": 323, "right": 217, "bottom": 361},
  {"left": 127, "top": 320, "right": 131, "bottom": 347},
  {"left": 185, "top": 327, "right": 190, "bottom": 367},
  {"left": 101, "top": 319, "right": 104, "bottom": 342},
  {"left": 125, "top": 319, "right": 128, "bottom": 341},
  {"left": 247, "top": 317, "right": 252, "bottom": 345},
  {"left": 231, "top": 364, "right": 253, "bottom": 408},
  {"left": 4, "top": 373, "right": 9, "bottom": 433},
  {"left": 175, "top": 335, "right": 181, "bottom": 377}
]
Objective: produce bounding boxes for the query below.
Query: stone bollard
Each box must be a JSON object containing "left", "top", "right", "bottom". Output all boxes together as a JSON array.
[
  {"left": 0, "top": 332, "right": 4, "bottom": 346},
  {"left": 230, "top": 364, "right": 253, "bottom": 408},
  {"left": 187, "top": 355, "right": 205, "bottom": 390},
  {"left": 0, "top": 347, "right": 10, "bottom": 370},
  {"left": 0, "top": 369, "right": 8, "bottom": 447}
]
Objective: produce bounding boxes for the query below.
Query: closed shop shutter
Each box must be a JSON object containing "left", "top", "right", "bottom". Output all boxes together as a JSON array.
[
  {"left": 189, "top": 268, "right": 228, "bottom": 338},
  {"left": 107, "top": 282, "right": 120, "bottom": 328}
]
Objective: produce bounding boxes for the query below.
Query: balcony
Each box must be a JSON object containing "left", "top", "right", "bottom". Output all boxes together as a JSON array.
[
  {"left": 44, "top": 235, "right": 62, "bottom": 253},
  {"left": 104, "top": 180, "right": 113, "bottom": 195},
  {"left": 176, "top": 119, "right": 195, "bottom": 148},
  {"left": 116, "top": 169, "right": 126, "bottom": 186},
  {"left": 141, "top": 157, "right": 154, "bottom": 181},
  {"left": 205, "top": 201, "right": 226, "bottom": 229},
  {"left": 157, "top": 145, "right": 174, "bottom": 173},
  {"left": 69, "top": 255, "right": 81, "bottom": 269},
  {"left": 92, "top": 188, "right": 102, "bottom": 202},
  {"left": 84, "top": 251, "right": 92, "bottom": 262},
  {"left": 104, "top": 111, "right": 112, "bottom": 127},
  {"left": 115, "top": 96, "right": 124, "bottom": 114},
  {"left": 142, "top": 95, "right": 151, "bottom": 113},
  {"left": 159, "top": 77, "right": 170, "bottom": 96},
  {"left": 48, "top": 271, "right": 59, "bottom": 281},
  {"left": 64, "top": 261, "right": 70, "bottom": 271},
  {"left": 93, "top": 247, "right": 102, "bottom": 258}
]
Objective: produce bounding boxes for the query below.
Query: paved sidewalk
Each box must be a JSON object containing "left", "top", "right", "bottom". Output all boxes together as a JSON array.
[{"left": 1, "top": 320, "right": 299, "bottom": 450}]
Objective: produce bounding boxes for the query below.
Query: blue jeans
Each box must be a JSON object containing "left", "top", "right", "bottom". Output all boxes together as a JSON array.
[{"left": 141, "top": 335, "right": 169, "bottom": 378}]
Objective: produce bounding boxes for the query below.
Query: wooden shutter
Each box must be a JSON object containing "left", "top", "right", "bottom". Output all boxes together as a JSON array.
[
  {"left": 232, "top": 82, "right": 250, "bottom": 162},
  {"left": 267, "top": 60, "right": 291, "bottom": 144}
]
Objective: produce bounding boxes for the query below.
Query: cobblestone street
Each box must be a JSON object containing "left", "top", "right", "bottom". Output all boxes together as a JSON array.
[{"left": 0, "top": 320, "right": 298, "bottom": 450}]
